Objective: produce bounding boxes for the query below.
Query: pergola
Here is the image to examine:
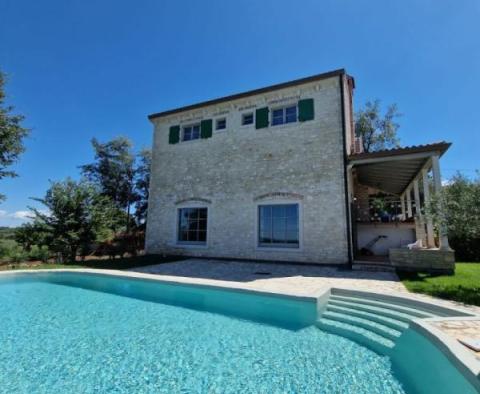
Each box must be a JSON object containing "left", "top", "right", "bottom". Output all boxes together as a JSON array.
[{"left": 348, "top": 142, "right": 451, "bottom": 251}]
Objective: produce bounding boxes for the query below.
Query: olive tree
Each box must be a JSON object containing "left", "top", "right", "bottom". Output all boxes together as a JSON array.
[
  {"left": 29, "top": 179, "right": 123, "bottom": 262},
  {"left": 355, "top": 100, "right": 401, "bottom": 153},
  {"left": 0, "top": 71, "right": 29, "bottom": 200},
  {"left": 426, "top": 172, "right": 480, "bottom": 261}
]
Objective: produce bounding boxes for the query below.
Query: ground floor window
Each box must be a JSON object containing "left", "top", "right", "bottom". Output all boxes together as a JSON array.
[
  {"left": 258, "top": 204, "right": 299, "bottom": 248},
  {"left": 178, "top": 207, "right": 207, "bottom": 243}
]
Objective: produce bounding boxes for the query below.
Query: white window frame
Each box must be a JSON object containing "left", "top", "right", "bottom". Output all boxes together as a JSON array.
[
  {"left": 254, "top": 199, "right": 303, "bottom": 252},
  {"left": 181, "top": 123, "right": 201, "bottom": 142},
  {"left": 271, "top": 104, "right": 298, "bottom": 127},
  {"left": 241, "top": 112, "right": 255, "bottom": 127},
  {"left": 215, "top": 117, "right": 227, "bottom": 131},
  {"left": 175, "top": 206, "right": 209, "bottom": 247}
]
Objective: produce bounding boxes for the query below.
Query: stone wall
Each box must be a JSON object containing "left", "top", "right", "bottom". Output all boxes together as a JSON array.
[
  {"left": 145, "top": 75, "right": 350, "bottom": 264},
  {"left": 389, "top": 248, "right": 455, "bottom": 274}
]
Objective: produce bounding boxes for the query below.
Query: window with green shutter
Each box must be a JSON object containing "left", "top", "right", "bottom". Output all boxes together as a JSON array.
[
  {"left": 200, "top": 119, "right": 213, "bottom": 139},
  {"left": 169, "top": 125, "right": 180, "bottom": 144},
  {"left": 255, "top": 107, "right": 269, "bottom": 129},
  {"left": 298, "top": 98, "right": 314, "bottom": 122}
]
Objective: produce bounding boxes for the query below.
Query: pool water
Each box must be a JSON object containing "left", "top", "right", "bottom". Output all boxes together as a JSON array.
[{"left": 0, "top": 274, "right": 406, "bottom": 393}]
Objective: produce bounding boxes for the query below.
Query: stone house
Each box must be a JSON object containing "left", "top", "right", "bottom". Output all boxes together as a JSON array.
[{"left": 145, "top": 69, "right": 454, "bottom": 272}]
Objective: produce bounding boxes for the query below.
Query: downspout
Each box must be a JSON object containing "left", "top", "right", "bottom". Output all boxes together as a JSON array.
[{"left": 339, "top": 75, "right": 354, "bottom": 269}]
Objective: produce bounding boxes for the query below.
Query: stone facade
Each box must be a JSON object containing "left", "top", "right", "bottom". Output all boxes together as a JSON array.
[
  {"left": 389, "top": 248, "right": 455, "bottom": 274},
  {"left": 145, "top": 74, "right": 353, "bottom": 264}
]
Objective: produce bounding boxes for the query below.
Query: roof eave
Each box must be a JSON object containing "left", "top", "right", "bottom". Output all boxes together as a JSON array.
[
  {"left": 147, "top": 68, "right": 347, "bottom": 121},
  {"left": 348, "top": 142, "right": 451, "bottom": 164}
]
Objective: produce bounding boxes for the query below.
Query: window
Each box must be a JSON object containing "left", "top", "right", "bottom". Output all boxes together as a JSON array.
[
  {"left": 182, "top": 124, "right": 200, "bottom": 141},
  {"left": 272, "top": 105, "right": 297, "bottom": 126},
  {"left": 242, "top": 112, "right": 254, "bottom": 126},
  {"left": 216, "top": 118, "right": 226, "bottom": 130},
  {"left": 178, "top": 208, "right": 207, "bottom": 243},
  {"left": 258, "top": 204, "right": 299, "bottom": 248}
]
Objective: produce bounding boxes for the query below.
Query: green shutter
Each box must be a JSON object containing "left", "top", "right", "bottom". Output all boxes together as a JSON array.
[
  {"left": 298, "top": 98, "right": 314, "bottom": 122},
  {"left": 255, "top": 107, "right": 269, "bottom": 129},
  {"left": 169, "top": 125, "right": 180, "bottom": 144},
  {"left": 200, "top": 119, "right": 213, "bottom": 139}
]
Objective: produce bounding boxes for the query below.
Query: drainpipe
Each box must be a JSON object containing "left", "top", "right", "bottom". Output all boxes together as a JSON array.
[{"left": 339, "top": 74, "right": 354, "bottom": 269}]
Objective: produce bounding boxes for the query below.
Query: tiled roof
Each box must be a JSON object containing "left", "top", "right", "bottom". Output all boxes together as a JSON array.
[{"left": 349, "top": 141, "right": 451, "bottom": 161}]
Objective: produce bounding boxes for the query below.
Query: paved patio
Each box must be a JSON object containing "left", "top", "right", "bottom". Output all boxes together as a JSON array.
[
  {"left": 130, "top": 258, "right": 480, "bottom": 314},
  {"left": 131, "top": 258, "right": 404, "bottom": 295}
]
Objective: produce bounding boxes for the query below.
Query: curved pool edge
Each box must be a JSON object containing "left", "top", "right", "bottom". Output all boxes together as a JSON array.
[
  {"left": 322, "top": 287, "right": 480, "bottom": 391},
  {"left": 1, "top": 268, "right": 479, "bottom": 390},
  {"left": 0, "top": 268, "right": 322, "bottom": 303},
  {"left": 410, "top": 318, "right": 480, "bottom": 391}
]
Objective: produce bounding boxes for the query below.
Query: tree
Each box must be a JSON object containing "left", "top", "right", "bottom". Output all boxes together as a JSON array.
[
  {"left": 80, "top": 137, "right": 137, "bottom": 230},
  {"left": 426, "top": 172, "right": 480, "bottom": 261},
  {"left": 29, "top": 179, "right": 123, "bottom": 262},
  {"left": 355, "top": 100, "right": 401, "bottom": 153},
  {"left": 134, "top": 148, "right": 151, "bottom": 227},
  {"left": 15, "top": 221, "right": 49, "bottom": 251},
  {"left": 0, "top": 71, "right": 29, "bottom": 200}
]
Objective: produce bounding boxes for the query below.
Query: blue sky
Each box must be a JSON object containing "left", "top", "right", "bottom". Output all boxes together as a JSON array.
[{"left": 0, "top": 0, "right": 479, "bottom": 226}]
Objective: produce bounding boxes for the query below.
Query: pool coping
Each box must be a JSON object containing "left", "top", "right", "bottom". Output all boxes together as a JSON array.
[
  {"left": 0, "top": 268, "right": 324, "bottom": 303},
  {"left": 1, "top": 268, "right": 479, "bottom": 387}
]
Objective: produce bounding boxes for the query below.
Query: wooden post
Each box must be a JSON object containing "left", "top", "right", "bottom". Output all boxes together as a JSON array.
[
  {"left": 431, "top": 155, "right": 450, "bottom": 250},
  {"left": 422, "top": 168, "right": 435, "bottom": 248},
  {"left": 400, "top": 194, "right": 406, "bottom": 221},
  {"left": 406, "top": 186, "right": 413, "bottom": 218},
  {"left": 413, "top": 178, "right": 426, "bottom": 246},
  {"left": 413, "top": 179, "right": 422, "bottom": 218}
]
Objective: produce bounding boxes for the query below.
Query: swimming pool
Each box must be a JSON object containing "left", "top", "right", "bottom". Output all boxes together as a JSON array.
[{"left": 0, "top": 271, "right": 478, "bottom": 393}]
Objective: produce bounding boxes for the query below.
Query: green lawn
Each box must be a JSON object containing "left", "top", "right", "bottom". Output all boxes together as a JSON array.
[
  {"left": 399, "top": 263, "right": 480, "bottom": 306},
  {"left": 0, "top": 254, "right": 184, "bottom": 272}
]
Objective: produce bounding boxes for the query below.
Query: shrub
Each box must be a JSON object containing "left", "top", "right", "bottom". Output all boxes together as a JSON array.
[
  {"left": 28, "top": 245, "right": 50, "bottom": 263},
  {"left": 0, "top": 242, "right": 11, "bottom": 260},
  {"left": 95, "top": 231, "right": 144, "bottom": 259},
  {"left": 7, "top": 245, "right": 29, "bottom": 263},
  {"left": 426, "top": 172, "right": 480, "bottom": 261}
]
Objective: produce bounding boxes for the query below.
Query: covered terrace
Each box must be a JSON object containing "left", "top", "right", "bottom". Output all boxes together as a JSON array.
[{"left": 348, "top": 142, "right": 454, "bottom": 273}]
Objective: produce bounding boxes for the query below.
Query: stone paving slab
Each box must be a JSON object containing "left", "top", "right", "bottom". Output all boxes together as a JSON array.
[
  {"left": 130, "top": 258, "right": 406, "bottom": 295},
  {"left": 431, "top": 320, "right": 480, "bottom": 360}
]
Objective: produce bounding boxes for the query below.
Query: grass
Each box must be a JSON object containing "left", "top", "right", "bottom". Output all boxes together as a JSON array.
[
  {"left": 0, "top": 254, "right": 184, "bottom": 272},
  {"left": 399, "top": 262, "right": 480, "bottom": 306}
]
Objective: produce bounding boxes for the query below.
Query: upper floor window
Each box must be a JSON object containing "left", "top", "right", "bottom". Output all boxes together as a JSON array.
[
  {"left": 216, "top": 118, "right": 226, "bottom": 130},
  {"left": 182, "top": 124, "right": 200, "bottom": 141},
  {"left": 272, "top": 105, "right": 297, "bottom": 126},
  {"left": 242, "top": 112, "right": 254, "bottom": 126}
]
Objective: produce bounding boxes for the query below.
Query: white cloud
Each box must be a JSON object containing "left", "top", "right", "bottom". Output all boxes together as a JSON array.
[
  {"left": 0, "top": 209, "right": 35, "bottom": 227},
  {"left": 11, "top": 210, "right": 32, "bottom": 219},
  {"left": 0, "top": 209, "right": 51, "bottom": 227},
  {"left": 441, "top": 179, "right": 453, "bottom": 186}
]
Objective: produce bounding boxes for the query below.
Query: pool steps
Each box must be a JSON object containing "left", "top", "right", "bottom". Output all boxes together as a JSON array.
[
  {"left": 316, "top": 290, "right": 451, "bottom": 355},
  {"left": 327, "top": 299, "right": 430, "bottom": 323}
]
